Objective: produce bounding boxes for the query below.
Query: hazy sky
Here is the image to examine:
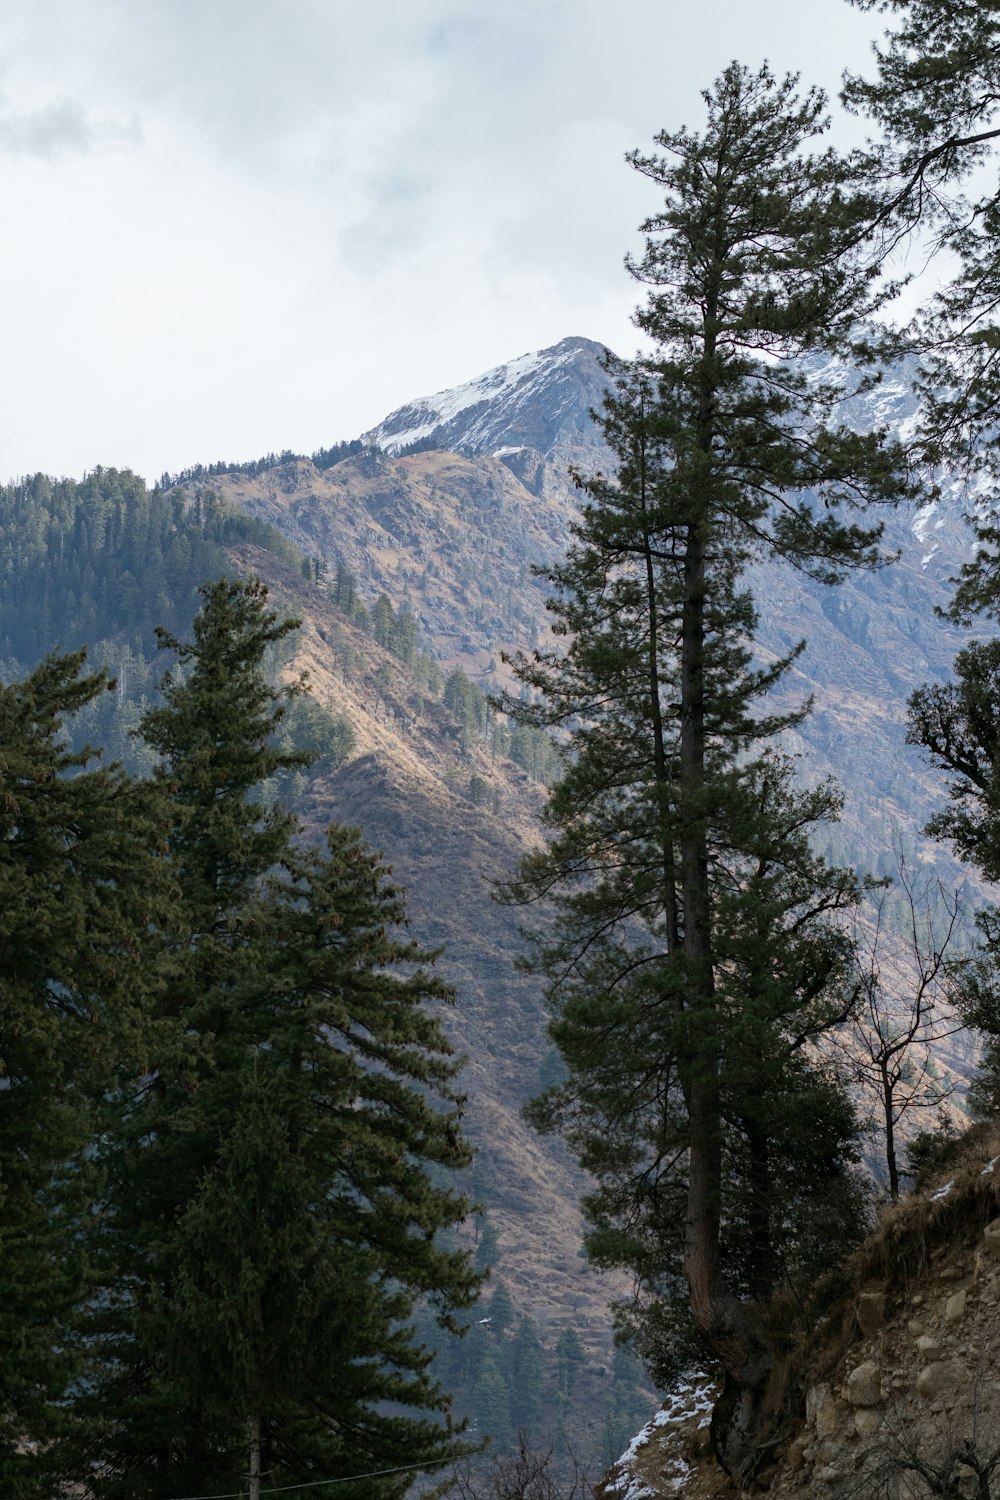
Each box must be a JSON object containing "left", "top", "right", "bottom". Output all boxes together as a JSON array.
[{"left": 0, "top": 0, "right": 890, "bottom": 482}]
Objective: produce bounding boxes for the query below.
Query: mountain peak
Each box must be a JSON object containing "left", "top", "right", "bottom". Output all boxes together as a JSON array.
[{"left": 363, "top": 336, "right": 614, "bottom": 467}]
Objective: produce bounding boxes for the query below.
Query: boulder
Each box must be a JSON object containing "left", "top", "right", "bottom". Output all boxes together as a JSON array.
[{"left": 846, "top": 1361, "right": 881, "bottom": 1408}]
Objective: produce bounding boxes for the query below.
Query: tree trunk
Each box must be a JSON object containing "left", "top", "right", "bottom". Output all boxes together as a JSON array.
[
  {"left": 883, "top": 1065, "right": 900, "bottom": 1201},
  {"left": 248, "top": 1410, "right": 261, "bottom": 1500}
]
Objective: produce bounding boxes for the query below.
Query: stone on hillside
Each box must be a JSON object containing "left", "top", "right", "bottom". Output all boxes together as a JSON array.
[
  {"left": 846, "top": 1362, "right": 881, "bottom": 1407},
  {"left": 916, "top": 1334, "right": 941, "bottom": 1360},
  {"left": 982, "top": 1218, "right": 1000, "bottom": 1259},
  {"left": 917, "top": 1361, "right": 962, "bottom": 1398},
  {"left": 853, "top": 1408, "right": 882, "bottom": 1439},
  {"left": 945, "top": 1288, "right": 967, "bottom": 1322}
]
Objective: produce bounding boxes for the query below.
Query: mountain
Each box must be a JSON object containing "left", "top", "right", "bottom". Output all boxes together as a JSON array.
[
  {"left": 1, "top": 335, "right": 989, "bottom": 1454},
  {"left": 207, "top": 342, "right": 981, "bottom": 882},
  {"left": 363, "top": 334, "right": 613, "bottom": 486},
  {"left": 174, "top": 340, "right": 991, "bottom": 1316}
]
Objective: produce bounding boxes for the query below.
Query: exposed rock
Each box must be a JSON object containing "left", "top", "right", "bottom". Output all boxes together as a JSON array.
[
  {"left": 853, "top": 1409, "right": 882, "bottom": 1439},
  {"left": 982, "top": 1219, "right": 1000, "bottom": 1259},
  {"left": 846, "top": 1361, "right": 881, "bottom": 1407},
  {"left": 629, "top": 1134, "right": 1000, "bottom": 1500},
  {"left": 916, "top": 1361, "right": 962, "bottom": 1398},
  {"left": 945, "top": 1288, "right": 967, "bottom": 1322}
]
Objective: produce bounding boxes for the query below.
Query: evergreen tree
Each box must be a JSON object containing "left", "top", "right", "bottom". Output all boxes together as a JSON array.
[
  {"left": 509, "top": 1319, "right": 545, "bottom": 1441},
  {"left": 555, "top": 1329, "right": 585, "bottom": 1403},
  {"left": 907, "top": 639, "right": 1000, "bottom": 1117},
  {"left": 372, "top": 593, "right": 395, "bottom": 648},
  {"left": 503, "top": 64, "right": 917, "bottom": 1481},
  {"left": 473, "top": 1356, "right": 513, "bottom": 1452},
  {"left": 77, "top": 579, "right": 478, "bottom": 1499},
  {"left": 844, "top": 0, "right": 1000, "bottom": 465},
  {"left": 475, "top": 1217, "right": 500, "bottom": 1275},
  {"left": 0, "top": 650, "right": 167, "bottom": 1495},
  {"left": 488, "top": 1280, "right": 516, "bottom": 1338}
]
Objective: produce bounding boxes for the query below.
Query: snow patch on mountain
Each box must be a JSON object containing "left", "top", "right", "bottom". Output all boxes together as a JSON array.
[
  {"left": 370, "top": 348, "right": 548, "bottom": 453},
  {"left": 363, "top": 335, "right": 610, "bottom": 459}
]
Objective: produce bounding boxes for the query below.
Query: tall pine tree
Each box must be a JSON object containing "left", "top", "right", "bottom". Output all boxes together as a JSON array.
[
  {"left": 503, "top": 64, "right": 918, "bottom": 1482},
  {"left": 0, "top": 650, "right": 168, "bottom": 1496},
  {"left": 77, "top": 579, "right": 478, "bottom": 1499}
]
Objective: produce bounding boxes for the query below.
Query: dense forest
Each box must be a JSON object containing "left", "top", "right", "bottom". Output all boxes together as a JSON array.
[{"left": 0, "top": 468, "right": 559, "bottom": 793}]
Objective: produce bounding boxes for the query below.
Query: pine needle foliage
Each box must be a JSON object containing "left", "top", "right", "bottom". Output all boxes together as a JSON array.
[{"left": 844, "top": 1, "right": 1000, "bottom": 468}]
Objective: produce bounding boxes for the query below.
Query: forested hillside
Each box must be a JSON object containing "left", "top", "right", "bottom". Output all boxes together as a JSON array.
[{"left": 0, "top": 466, "right": 655, "bottom": 1479}]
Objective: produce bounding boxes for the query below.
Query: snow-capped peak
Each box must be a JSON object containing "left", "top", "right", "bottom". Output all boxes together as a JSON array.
[{"left": 362, "top": 336, "right": 610, "bottom": 459}]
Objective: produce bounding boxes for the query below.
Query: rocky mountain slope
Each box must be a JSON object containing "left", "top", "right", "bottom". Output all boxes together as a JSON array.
[
  {"left": 219, "top": 541, "right": 621, "bottom": 1345},
  {"left": 189, "top": 335, "right": 993, "bottom": 1353},
  {"left": 209, "top": 340, "right": 981, "bottom": 875}
]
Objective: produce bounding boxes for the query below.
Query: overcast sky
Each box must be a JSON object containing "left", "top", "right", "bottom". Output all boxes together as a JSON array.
[{"left": 0, "top": 0, "right": 892, "bottom": 483}]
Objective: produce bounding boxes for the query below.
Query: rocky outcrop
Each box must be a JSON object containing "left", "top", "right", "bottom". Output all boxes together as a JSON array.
[
  {"left": 605, "top": 1128, "right": 1000, "bottom": 1499},
  {"left": 782, "top": 1160, "right": 1000, "bottom": 1497}
]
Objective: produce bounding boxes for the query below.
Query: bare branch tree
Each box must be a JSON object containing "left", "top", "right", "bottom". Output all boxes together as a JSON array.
[
  {"left": 845, "top": 840, "right": 970, "bottom": 1200},
  {"left": 447, "top": 1434, "right": 595, "bottom": 1500}
]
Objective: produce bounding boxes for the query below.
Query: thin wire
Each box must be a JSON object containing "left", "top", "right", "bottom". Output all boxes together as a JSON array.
[{"left": 163, "top": 1450, "right": 466, "bottom": 1500}]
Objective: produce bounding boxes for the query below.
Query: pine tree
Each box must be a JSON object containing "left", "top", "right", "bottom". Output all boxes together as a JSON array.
[
  {"left": 509, "top": 1319, "right": 545, "bottom": 1441},
  {"left": 78, "top": 579, "right": 478, "bottom": 1499},
  {"left": 906, "top": 638, "right": 1000, "bottom": 1118},
  {"left": 503, "top": 64, "right": 917, "bottom": 1482},
  {"left": 844, "top": 1, "right": 1000, "bottom": 464},
  {"left": 473, "top": 1356, "right": 513, "bottom": 1452},
  {"left": 0, "top": 650, "right": 168, "bottom": 1494}
]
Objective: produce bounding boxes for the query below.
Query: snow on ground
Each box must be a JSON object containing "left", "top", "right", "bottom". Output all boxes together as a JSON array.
[{"left": 605, "top": 1376, "right": 715, "bottom": 1500}]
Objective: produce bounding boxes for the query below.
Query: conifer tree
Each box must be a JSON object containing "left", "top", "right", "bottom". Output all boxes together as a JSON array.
[
  {"left": 78, "top": 579, "right": 477, "bottom": 1499},
  {"left": 503, "top": 64, "right": 918, "bottom": 1481},
  {"left": 0, "top": 650, "right": 168, "bottom": 1494},
  {"left": 844, "top": 1, "right": 1000, "bottom": 464}
]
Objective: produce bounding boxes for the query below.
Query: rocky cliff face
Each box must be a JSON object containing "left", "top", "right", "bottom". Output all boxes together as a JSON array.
[{"left": 601, "top": 1125, "right": 1000, "bottom": 1499}]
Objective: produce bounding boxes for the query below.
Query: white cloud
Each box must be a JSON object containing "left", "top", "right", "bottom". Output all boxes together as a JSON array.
[
  {"left": 0, "top": 0, "right": 888, "bottom": 482},
  {"left": 0, "top": 96, "right": 141, "bottom": 158}
]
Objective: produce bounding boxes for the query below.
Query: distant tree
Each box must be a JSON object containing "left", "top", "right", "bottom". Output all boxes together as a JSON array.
[
  {"left": 488, "top": 1281, "right": 515, "bottom": 1338},
  {"left": 474, "top": 1357, "right": 513, "bottom": 1451},
  {"left": 374, "top": 660, "right": 393, "bottom": 715},
  {"left": 445, "top": 668, "right": 487, "bottom": 750},
  {"left": 333, "top": 562, "right": 357, "bottom": 615},
  {"left": 476, "top": 1218, "right": 500, "bottom": 1274},
  {"left": 509, "top": 1321, "right": 546, "bottom": 1440},
  {"left": 391, "top": 603, "right": 419, "bottom": 667},
  {"left": 555, "top": 1329, "right": 585, "bottom": 1402},
  {"left": 373, "top": 593, "right": 395, "bottom": 648}
]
